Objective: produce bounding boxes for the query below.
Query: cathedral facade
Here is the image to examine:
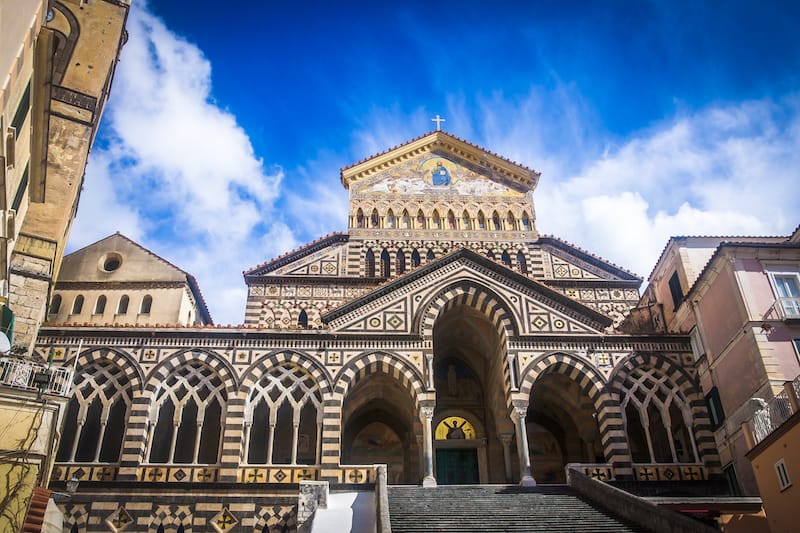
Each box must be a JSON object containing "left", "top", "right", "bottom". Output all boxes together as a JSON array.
[{"left": 40, "top": 131, "right": 720, "bottom": 532}]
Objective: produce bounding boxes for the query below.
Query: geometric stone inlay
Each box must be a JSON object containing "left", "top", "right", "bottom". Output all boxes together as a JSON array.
[
  {"left": 106, "top": 507, "right": 134, "bottom": 532},
  {"left": 211, "top": 507, "right": 238, "bottom": 532}
]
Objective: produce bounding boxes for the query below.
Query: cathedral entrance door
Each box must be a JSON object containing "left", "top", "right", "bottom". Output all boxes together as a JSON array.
[{"left": 435, "top": 448, "right": 479, "bottom": 485}]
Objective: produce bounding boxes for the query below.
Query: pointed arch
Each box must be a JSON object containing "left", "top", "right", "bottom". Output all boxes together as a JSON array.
[
  {"left": 365, "top": 249, "right": 375, "bottom": 277},
  {"left": 492, "top": 211, "right": 502, "bottom": 230},
  {"left": 334, "top": 351, "right": 426, "bottom": 410},
  {"left": 506, "top": 210, "right": 516, "bottom": 230},
  {"left": 521, "top": 212, "right": 531, "bottom": 231},
  {"left": 370, "top": 209, "right": 379, "bottom": 228},
  {"left": 411, "top": 249, "right": 421, "bottom": 268},
  {"left": 462, "top": 210, "right": 472, "bottom": 230},
  {"left": 298, "top": 309, "right": 308, "bottom": 328},
  {"left": 356, "top": 208, "right": 365, "bottom": 228},
  {"left": 66, "top": 347, "right": 144, "bottom": 392},
  {"left": 446, "top": 210, "right": 456, "bottom": 229},
  {"left": 426, "top": 249, "right": 435, "bottom": 262},
  {"left": 432, "top": 210, "right": 441, "bottom": 229},
  {"left": 501, "top": 250, "right": 511, "bottom": 267},
  {"left": 380, "top": 249, "right": 391, "bottom": 278},
  {"left": 415, "top": 280, "right": 519, "bottom": 341},
  {"left": 401, "top": 209, "right": 411, "bottom": 229},
  {"left": 477, "top": 211, "right": 486, "bottom": 230},
  {"left": 517, "top": 251, "right": 528, "bottom": 274},
  {"left": 416, "top": 209, "right": 426, "bottom": 229},
  {"left": 396, "top": 249, "right": 406, "bottom": 276},
  {"left": 144, "top": 349, "right": 239, "bottom": 395},
  {"left": 241, "top": 350, "right": 333, "bottom": 397},
  {"left": 386, "top": 209, "right": 396, "bottom": 228}
]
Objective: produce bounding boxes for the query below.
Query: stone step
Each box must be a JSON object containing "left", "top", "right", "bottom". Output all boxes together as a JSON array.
[{"left": 387, "top": 485, "right": 651, "bottom": 533}]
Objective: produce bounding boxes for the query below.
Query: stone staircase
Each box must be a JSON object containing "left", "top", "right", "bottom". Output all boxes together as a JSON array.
[{"left": 388, "top": 485, "right": 652, "bottom": 532}]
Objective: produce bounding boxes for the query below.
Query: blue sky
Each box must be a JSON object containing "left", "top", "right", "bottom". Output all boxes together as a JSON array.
[{"left": 70, "top": 0, "right": 800, "bottom": 324}]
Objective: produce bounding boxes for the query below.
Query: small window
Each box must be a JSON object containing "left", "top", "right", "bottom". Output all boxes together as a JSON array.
[
  {"left": 775, "top": 458, "right": 792, "bottom": 491},
  {"left": 11, "top": 81, "right": 31, "bottom": 137},
  {"left": 723, "top": 464, "right": 741, "bottom": 496},
  {"left": 380, "top": 250, "right": 390, "bottom": 278},
  {"left": 117, "top": 295, "right": 129, "bottom": 314},
  {"left": 140, "top": 295, "right": 152, "bottom": 314},
  {"left": 689, "top": 326, "right": 705, "bottom": 359},
  {"left": 396, "top": 249, "right": 406, "bottom": 275},
  {"left": 49, "top": 294, "right": 62, "bottom": 315},
  {"left": 71, "top": 295, "right": 84, "bottom": 314},
  {"left": 705, "top": 387, "right": 726, "bottom": 430},
  {"left": 386, "top": 209, "right": 395, "bottom": 228},
  {"left": 356, "top": 209, "right": 365, "bottom": 228},
  {"left": 365, "top": 250, "right": 375, "bottom": 277},
  {"left": 11, "top": 164, "right": 29, "bottom": 211},
  {"left": 426, "top": 249, "right": 435, "bottom": 262},
  {"left": 370, "top": 209, "right": 379, "bottom": 228},
  {"left": 501, "top": 251, "right": 511, "bottom": 267},
  {"left": 668, "top": 271, "right": 684, "bottom": 310},
  {"left": 770, "top": 272, "right": 800, "bottom": 318},
  {"left": 416, "top": 210, "right": 425, "bottom": 229},
  {"left": 492, "top": 212, "right": 501, "bottom": 230},
  {"left": 94, "top": 295, "right": 106, "bottom": 314},
  {"left": 102, "top": 253, "right": 122, "bottom": 272},
  {"left": 298, "top": 309, "right": 308, "bottom": 328},
  {"left": 411, "top": 249, "right": 421, "bottom": 268}
]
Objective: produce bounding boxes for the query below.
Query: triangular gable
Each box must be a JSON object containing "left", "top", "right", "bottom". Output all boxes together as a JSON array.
[
  {"left": 244, "top": 233, "right": 349, "bottom": 278},
  {"left": 59, "top": 232, "right": 212, "bottom": 323},
  {"left": 538, "top": 237, "right": 642, "bottom": 282},
  {"left": 323, "top": 249, "right": 612, "bottom": 335},
  {"left": 341, "top": 130, "right": 540, "bottom": 193}
]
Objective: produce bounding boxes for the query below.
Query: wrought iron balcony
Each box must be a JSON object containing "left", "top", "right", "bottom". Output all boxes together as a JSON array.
[{"left": 0, "top": 357, "right": 73, "bottom": 397}]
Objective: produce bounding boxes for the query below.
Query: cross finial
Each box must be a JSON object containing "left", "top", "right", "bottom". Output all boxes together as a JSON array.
[{"left": 431, "top": 114, "right": 446, "bottom": 131}]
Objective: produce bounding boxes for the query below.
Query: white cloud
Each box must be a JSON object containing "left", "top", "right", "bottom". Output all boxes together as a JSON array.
[{"left": 70, "top": 3, "right": 288, "bottom": 325}]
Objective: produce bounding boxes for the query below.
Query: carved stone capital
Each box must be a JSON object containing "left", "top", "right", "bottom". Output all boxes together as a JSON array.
[{"left": 420, "top": 406, "right": 435, "bottom": 421}]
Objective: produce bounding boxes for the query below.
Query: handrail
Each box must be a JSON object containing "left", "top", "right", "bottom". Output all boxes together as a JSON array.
[
  {"left": 746, "top": 376, "right": 800, "bottom": 446},
  {"left": 0, "top": 357, "right": 73, "bottom": 396}
]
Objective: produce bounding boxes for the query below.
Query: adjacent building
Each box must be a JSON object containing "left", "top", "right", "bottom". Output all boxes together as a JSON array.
[
  {"left": 0, "top": 1, "right": 130, "bottom": 530},
  {"left": 625, "top": 228, "right": 800, "bottom": 497}
]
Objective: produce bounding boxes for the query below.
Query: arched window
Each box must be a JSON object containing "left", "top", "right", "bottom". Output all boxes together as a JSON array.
[
  {"left": 401, "top": 210, "right": 410, "bottom": 229},
  {"left": 386, "top": 209, "right": 395, "bottom": 228},
  {"left": 507, "top": 211, "right": 516, "bottom": 230},
  {"left": 432, "top": 210, "right": 441, "bottom": 229},
  {"left": 380, "top": 250, "right": 390, "bottom": 278},
  {"left": 365, "top": 250, "right": 375, "bottom": 277},
  {"left": 477, "top": 211, "right": 486, "bottom": 229},
  {"left": 140, "top": 295, "right": 152, "bottom": 314},
  {"left": 148, "top": 362, "right": 227, "bottom": 464},
  {"left": 620, "top": 367, "right": 699, "bottom": 464},
  {"left": 396, "top": 249, "right": 406, "bottom": 276},
  {"left": 517, "top": 251, "right": 528, "bottom": 274},
  {"left": 370, "top": 209, "right": 379, "bottom": 228},
  {"left": 411, "top": 249, "right": 421, "bottom": 268},
  {"left": 487, "top": 250, "right": 495, "bottom": 261},
  {"left": 94, "top": 295, "right": 106, "bottom": 315},
  {"left": 298, "top": 309, "right": 308, "bottom": 328},
  {"left": 426, "top": 249, "right": 435, "bottom": 262},
  {"left": 521, "top": 212, "right": 531, "bottom": 231},
  {"left": 416, "top": 210, "right": 426, "bottom": 228},
  {"left": 462, "top": 210, "right": 471, "bottom": 230},
  {"left": 71, "top": 295, "right": 84, "bottom": 314},
  {"left": 356, "top": 209, "right": 365, "bottom": 228},
  {"left": 56, "top": 360, "right": 132, "bottom": 463},
  {"left": 245, "top": 364, "right": 322, "bottom": 465},
  {"left": 117, "top": 295, "right": 129, "bottom": 314},
  {"left": 49, "top": 294, "right": 62, "bottom": 315},
  {"left": 501, "top": 251, "right": 511, "bottom": 267},
  {"left": 447, "top": 210, "right": 456, "bottom": 229},
  {"left": 492, "top": 211, "right": 501, "bottom": 230}
]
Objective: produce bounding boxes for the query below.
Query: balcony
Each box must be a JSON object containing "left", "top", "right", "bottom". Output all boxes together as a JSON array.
[
  {"left": 745, "top": 376, "right": 800, "bottom": 446},
  {"left": 774, "top": 297, "right": 800, "bottom": 321},
  {"left": 0, "top": 357, "right": 73, "bottom": 397}
]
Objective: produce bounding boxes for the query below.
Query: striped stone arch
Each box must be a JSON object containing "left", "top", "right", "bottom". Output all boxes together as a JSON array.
[
  {"left": 415, "top": 280, "right": 519, "bottom": 340},
  {"left": 143, "top": 348, "right": 238, "bottom": 396},
  {"left": 517, "top": 352, "right": 631, "bottom": 471},
  {"left": 66, "top": 347, "right": 144, "bottom": 392},
  {"left": 333, "top": 350, "right": 426, "bottom": 409},
  {"left": 608, "top": 352, "right": 720, "bottom": 471},
  {"left": 240, "top": 350, "right": 333, "bottom": 396}
]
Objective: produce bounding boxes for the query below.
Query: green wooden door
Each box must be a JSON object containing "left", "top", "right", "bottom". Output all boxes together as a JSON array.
[{"left": 435, "top": 448, "right": 479, "bottom": 484}]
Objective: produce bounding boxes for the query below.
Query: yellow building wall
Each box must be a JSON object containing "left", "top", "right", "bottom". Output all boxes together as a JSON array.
[{"left": 749, "top": 418, "right": 800, "bottom": 533}]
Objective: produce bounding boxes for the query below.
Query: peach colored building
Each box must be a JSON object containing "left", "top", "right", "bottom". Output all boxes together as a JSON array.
[{"left": 626, "top": 227, "right": 800, "bottom": 499}]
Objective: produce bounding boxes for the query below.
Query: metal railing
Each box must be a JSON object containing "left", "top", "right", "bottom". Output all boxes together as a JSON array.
[
  {"left": 774, "top": 297, "right": 800, "bottom": 320},
  {"left": 749, "top": 376, "right": 800, "bottom": 446},
  {"left": 0, "top": 357, "right": 73, "bottom": 397}
]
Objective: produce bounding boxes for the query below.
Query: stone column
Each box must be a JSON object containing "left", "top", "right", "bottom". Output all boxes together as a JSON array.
[
  {"left": 425, "top": 353, "right": 435, "bottom": 390},
  {"left": 420, "top": 405, "right": 436, "bottom": 487},
  {"left": 511, "top": 405, "right": 536, "bottom": 486},
  {"left": 499, "top": 433, "right": 514, "bottom": 483}
]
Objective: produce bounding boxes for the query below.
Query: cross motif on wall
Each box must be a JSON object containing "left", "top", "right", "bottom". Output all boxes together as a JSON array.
[
  {"left": 247, "top": 470, "right": 265, "bottom": 483},
  {"left": 431, "top": 114, "right": 446, "bottom": 131}
]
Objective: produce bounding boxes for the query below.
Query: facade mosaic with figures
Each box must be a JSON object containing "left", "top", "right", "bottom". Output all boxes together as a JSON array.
[{"left": 40, "top": 131, "right": 721, "bottom": 532}]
